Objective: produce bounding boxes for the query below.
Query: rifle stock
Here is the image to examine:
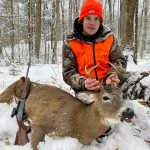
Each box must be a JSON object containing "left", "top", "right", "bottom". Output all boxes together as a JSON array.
[{"left": 15, "top": 120, "right": 30, "bottom": 145}]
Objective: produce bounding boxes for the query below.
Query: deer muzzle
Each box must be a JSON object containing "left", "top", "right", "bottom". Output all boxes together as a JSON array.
[{"left": 121, "top": 107, "right": 135, "bottom": 122}]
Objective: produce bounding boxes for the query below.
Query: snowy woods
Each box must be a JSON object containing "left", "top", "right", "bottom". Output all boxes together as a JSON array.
[{"left": 0, "top": 0, "right": 150, "bottom": 65}]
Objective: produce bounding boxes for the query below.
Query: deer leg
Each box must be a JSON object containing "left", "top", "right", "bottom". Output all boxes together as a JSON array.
[{"left": 31, "top": 126, "right": 45, "bottom": 150}]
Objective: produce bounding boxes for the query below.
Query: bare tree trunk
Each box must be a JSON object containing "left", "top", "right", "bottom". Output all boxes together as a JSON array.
[
  {"left": 72, "top": 0, "right": 80, "bottom": 17},
  {"left": 118, "top": 0, "right": 120, "bottom": 38},
  {"left": 138, "top": 0, "right": 144, "bottom": 56},
  {"left": 134, "top": 0, "right": 139, "bottom": 64},
  {"left": 0, "top": 29, "right": 3, "bottom": 58},
  {"left": 17, "top": 1, "right": 21, "bottom": 63},
  {"left": 120, "top": 0, "right": 137, "bottom": 48},
  {"left": 103, "top": 0, "right": 108, "bottom": 25},
  {"left": 108, "top": 0, "right": 113, "bottom": 30},
  {"left": 28, "top": 0, "right": 32, "bottom": 63},
  {"left": 43, "top": 2, "right": 48, "bottom": 64},
  {"left": 30, "top": 0, "right": 36, "bottom": 55},
  {"left": 52, "top": 0, "right": 60, "bottom": 64},
  {"left": 0, "top": 46, "right": 2, "bottom": 58},
  {"left": 43, "top": 2, "right": 46, "bottom": 64},
  {"left": 48, "top": 43, "right": 50, "bottom": 63},
  {"left": 51, "top": 0, "right": 55, "bottom": 62},
  {"left": 112, "top": 0, "right": 116, "bottom": 22},
  {"left": 75, "top": 0, "right": 80, "bottom": 16},
  {"left": 51, "top": 0, "right": 55, "bottom": 50},
  {"left": 61, "top": 0, "right": 65, "bottom": 44},
  {"left": 35, "top": 0, "right": 41, "bottom": 59},
  {"left": 141, "top": 0, "right": 148, "bottom": 59},
  {"left": 69, "top": 0, "right": 73, "bottom": 32},
  {"left": 10, "top": 0, "right": 15, "bottom": 60}
]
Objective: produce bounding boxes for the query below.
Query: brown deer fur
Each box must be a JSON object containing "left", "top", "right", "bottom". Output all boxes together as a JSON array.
[{"left": 0, "top": 78, "right": 125, "bottom": 150}]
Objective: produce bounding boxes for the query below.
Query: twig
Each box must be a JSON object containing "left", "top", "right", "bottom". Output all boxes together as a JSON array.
[{"left": 50, "top": 64, "right": 57, "bottom": 76}]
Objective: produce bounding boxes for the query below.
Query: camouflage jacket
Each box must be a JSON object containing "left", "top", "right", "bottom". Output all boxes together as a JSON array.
[{"left": 62, "top": 19, "right": 127, "bottom": 92}]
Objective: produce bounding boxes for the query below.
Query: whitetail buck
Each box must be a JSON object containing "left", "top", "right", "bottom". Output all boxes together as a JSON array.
[{"left": 0, "top": 77, "right": 134, "bottom": 150}]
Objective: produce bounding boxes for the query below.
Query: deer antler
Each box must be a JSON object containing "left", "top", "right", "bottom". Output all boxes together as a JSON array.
[
  {"left": 85, "top": 64, "right": 99, "bottom": 78},
  {"left": 109, "top": 61, "right": 125, "bottom": 76}
]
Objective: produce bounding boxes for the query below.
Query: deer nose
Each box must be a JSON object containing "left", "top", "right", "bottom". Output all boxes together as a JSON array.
[{"left": 121, "top": 108, "right": 135, "bottom": 122}]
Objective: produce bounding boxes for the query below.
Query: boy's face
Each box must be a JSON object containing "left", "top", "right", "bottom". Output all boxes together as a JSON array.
[{"left": 82, "top": 15, "right": 100, "bottom": 36}]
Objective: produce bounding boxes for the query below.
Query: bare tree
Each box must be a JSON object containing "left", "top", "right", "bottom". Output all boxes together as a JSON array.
[
  {"left": 61, "top": 0, "right": 65, "bottom": 44},
  {"left": 31, "top": 1, "right": 36, "bottom": 54},
  {"left": 112, "top": 0, "right": 116, "bottom": 22},
  {"left": 51, "top": 0, "right": 60, "bottom": 64},
  {"left": 134, "top": 0, "right": 139, "bottom": 64},
  {"left": 27, "top": 0, "right": 32, "bottom": 63},
  {"left": 118, "top": 0, "right": 120, "bottom": 38},
  {"left": 141, "top": 0, "right": 148, "bottom": 59},
  {"left": 108, "top": 0, "right": 113, "bottom": 30},
  {"left": 138, "top": 0, "right": 144, "bottom": 55},
  {"left": 73, "top": 0, "right": 80, "bottom": 17},
  {"left": 43, "top": 2, "right": 48, "bottom": 64},
  {"left": 120, "top": 0, "right": 137, "bottom": 48},
  {"left": 0, "top": 29, "right": 3, "bottom": 58},
  {"left": 51, "top": 0, "right": 56, "bottom": 63},
  {"left": 69, "top": 0, "right": 73, "bottom": 32},
  {"left": 35, "top": 0, "right": 41, "bottom": 59},
  {"left": 10, "top": 0, "right": 15, "bottom": 60}
]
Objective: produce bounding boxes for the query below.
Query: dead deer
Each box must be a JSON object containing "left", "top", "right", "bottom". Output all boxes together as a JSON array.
[{"left": 0, "top": 77, "right": 134, "bottom": 150}]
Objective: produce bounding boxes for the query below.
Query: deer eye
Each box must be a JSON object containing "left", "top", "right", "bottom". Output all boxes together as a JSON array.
[{"left": 102, "top": 96, "right": 110, "bottom": 101}]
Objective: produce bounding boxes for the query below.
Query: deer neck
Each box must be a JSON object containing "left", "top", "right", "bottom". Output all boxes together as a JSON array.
[{"left": 73, "top": 99, "right": 104, "bottom": 127}]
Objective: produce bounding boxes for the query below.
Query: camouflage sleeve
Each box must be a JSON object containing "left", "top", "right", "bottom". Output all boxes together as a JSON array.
[
  {"left": 108, "top": 36, "right": 127, "bottom": 78},
  {"left": 62, "top": 41, "right": 86, "bottom": 91}
]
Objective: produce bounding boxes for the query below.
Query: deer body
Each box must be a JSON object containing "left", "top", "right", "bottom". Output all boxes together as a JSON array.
[{"left": 0, "top": 78, "right": 125, "bottom": 150}]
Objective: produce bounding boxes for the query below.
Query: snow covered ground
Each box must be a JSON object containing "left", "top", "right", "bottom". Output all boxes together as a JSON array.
[{"left": 0, "top": 57, "right": 150, "bottom": 150}]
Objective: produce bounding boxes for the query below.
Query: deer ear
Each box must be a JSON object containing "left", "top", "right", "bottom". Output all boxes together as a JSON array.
[
  {"left": 14, "top": 77, "right": 25, "bottom": 99},
  {"left": 20, "top": 77, "right": 26, "bottom": 83}
]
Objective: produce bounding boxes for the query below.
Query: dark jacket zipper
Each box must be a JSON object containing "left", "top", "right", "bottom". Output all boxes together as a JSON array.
[{"left": 92, "top": 42, "right": 98, "bottom": 80}]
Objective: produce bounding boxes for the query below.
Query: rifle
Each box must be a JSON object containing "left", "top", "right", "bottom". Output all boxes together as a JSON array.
[{"left": 11, "top": 63, "right": 31, "bottom": 145}]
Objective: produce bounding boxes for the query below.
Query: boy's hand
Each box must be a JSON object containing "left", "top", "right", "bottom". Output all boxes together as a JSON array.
[
  {"left": 106, "top": 74, "right": 120, "bottom": 86},
  {"left": 85, "top": 78, "right": 100, "bottom": 91}
]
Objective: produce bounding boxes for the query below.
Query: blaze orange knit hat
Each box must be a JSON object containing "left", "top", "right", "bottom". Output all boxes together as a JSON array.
[{"left": 79, "top": 0, "right": 103, "bottom": 21}]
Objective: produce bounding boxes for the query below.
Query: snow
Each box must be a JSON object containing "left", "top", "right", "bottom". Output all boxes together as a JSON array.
[{"left": 0, "top": 57, "right": 150, "bottom": 150}]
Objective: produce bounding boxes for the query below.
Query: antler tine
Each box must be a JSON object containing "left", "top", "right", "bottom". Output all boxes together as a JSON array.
[
  {"left": 108, "top": 62, "right": 117, "bottom": 71},
  {"left": 109, "top": 61, "right": 124, "bottom": 76},
  {"left": 85, "top": 64, "right": 99, "bottom": 78}
]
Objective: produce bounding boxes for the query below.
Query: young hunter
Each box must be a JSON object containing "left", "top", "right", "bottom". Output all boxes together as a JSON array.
[{"left": 62, "top": 0, "right": 127, "bottom": 104}]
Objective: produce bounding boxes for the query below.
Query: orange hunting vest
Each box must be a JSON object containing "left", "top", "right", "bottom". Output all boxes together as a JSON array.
[{"left": 69, "top": 35, "right": 114, "bottom": 81}]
